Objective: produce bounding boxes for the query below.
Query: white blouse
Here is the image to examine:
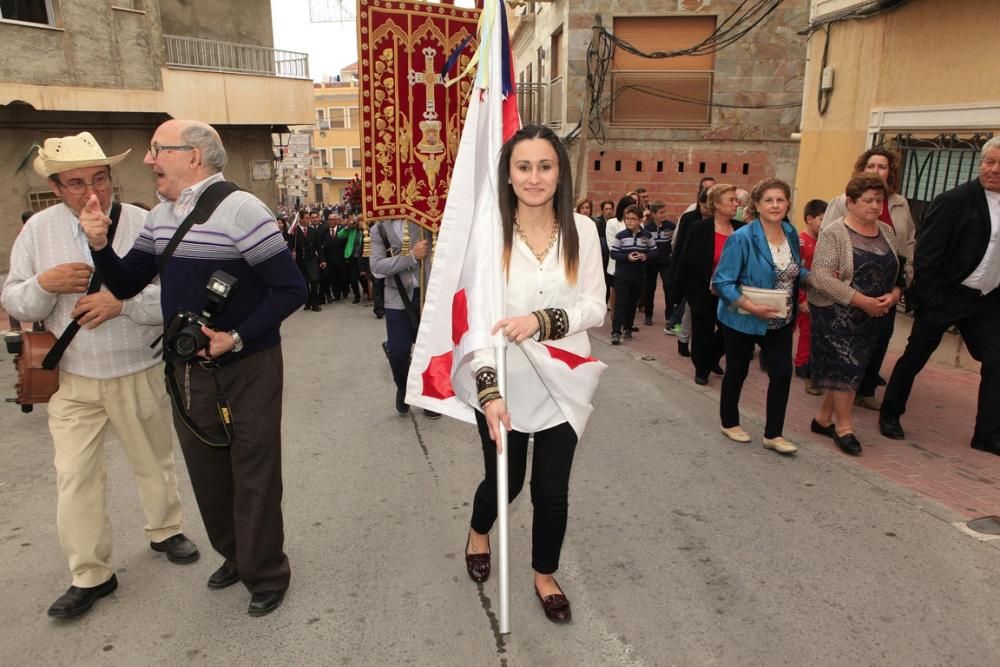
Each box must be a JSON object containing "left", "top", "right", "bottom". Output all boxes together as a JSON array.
[{"left": 473, "top": 213, "right": 607, "bottom": 433}]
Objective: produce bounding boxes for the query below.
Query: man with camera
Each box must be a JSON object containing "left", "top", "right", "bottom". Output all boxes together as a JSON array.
[
  {"left": 2, "top": 132, "right": 199, "bottom": 619},
  {"left": 81, "top": 120, "right": 306, "bottom": 617}
]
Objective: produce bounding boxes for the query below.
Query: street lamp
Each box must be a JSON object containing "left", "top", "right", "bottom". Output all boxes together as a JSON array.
[{"left": 271, "top": 125, "right": 291, "bottom": 168}]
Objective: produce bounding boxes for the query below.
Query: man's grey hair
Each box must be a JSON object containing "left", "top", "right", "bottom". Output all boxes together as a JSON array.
[
  {"left": 982, "top": 136, "right": 1000, "bottom": 160},
  {"left": 181, "top": 124, "right": 227, "bottom": 172}
]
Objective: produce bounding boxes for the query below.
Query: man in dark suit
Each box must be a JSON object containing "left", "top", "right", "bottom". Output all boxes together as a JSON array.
[
  {"left": 291, "top": 210, "right": 326, "bottom": 311},
  {"left": 880, "top": 138, "right": 1000, "bottom": 454},
  {"left": 319, "top": 211, "right": 342, "bottom": 302}
]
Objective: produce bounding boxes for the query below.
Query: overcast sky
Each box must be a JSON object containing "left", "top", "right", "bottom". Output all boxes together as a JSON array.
[{"left": 271, "top": 0, "right": 478, "bottom": 82}]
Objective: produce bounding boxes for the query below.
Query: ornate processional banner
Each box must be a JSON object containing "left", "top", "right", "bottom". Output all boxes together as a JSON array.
[{"left": 357, "top": 0, "right": 480, "bottom": 232}]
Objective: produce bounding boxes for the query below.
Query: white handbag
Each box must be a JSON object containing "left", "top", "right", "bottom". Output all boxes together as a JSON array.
[{"left": 738, "top": 286, "right": 789, "bottom": 319}]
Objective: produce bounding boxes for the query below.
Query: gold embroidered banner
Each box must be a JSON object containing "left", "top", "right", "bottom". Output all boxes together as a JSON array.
[{"left": 357, "top": 0, "right": 479, "bottom": 232}]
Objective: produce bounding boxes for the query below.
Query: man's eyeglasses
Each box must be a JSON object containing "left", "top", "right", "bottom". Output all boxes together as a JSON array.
[
  {"left": 148, "top": 143, "right": 195, "bottom": 158},
  {"left": 56, "top": 173, "right": 112, "bottom": 195}
]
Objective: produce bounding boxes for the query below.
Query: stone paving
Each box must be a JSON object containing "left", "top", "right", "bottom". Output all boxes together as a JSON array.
[{"left": 608, "top": 299, "right": 1000, "bottom": 521}]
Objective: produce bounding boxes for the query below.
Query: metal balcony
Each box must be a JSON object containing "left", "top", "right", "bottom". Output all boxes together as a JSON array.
[{"left": 164, "top": 35, "right": 310, "bottom": 79}]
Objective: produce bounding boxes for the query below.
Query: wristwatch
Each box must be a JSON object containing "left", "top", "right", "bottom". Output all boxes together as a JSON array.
[{"left": 228, "top": 330, "right": 244, "bottom": 353}]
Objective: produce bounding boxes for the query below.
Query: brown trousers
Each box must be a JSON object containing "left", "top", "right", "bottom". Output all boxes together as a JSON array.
[{"left": 171, "top": 345, "right": 290, "bottom": 593}]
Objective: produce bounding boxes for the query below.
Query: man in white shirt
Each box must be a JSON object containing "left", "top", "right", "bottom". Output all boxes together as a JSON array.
[{"left": 2, "top": 132, "right": 198, "bottom": 619}]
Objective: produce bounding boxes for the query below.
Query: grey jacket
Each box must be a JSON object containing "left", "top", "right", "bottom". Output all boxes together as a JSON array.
[{"left": 369, "top": 219, "right": 432, "bottom": 310}]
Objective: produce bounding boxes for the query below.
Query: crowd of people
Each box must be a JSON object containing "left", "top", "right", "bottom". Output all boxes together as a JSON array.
[
  {"left": 575, "top": 135, "right": 1000, "bottom": 459},
  {"left": 3, "top": 121, "right": 997, "bottom": 629}
]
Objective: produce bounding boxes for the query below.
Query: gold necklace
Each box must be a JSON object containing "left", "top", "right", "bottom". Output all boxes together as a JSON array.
[{"left": 514, "top": 215, "right": 558, "bottom": 263}]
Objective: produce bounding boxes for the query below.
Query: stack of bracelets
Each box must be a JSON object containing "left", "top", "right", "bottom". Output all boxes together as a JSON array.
[{"left": 475, "top": 308, "right": 569, "bottom": 409}]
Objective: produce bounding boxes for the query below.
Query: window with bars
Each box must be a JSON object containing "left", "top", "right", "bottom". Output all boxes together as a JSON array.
[
  {"left": 878, "top": 132, "right": 994, "bottom": 227},
  {"left": 610, "top": 16, "right": 715, "bottom": 128}
]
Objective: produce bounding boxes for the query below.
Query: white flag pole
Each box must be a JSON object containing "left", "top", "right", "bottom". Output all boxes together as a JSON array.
[{"left": 495, "top": 344, "right": 511, "bottom": 635}]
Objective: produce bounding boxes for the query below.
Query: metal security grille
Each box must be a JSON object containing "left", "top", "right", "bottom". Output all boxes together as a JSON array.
[{"left": 876, "top": 132, "right": 994, "bottom": 226}]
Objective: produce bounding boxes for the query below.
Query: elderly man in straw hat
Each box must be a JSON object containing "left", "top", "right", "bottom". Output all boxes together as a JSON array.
[{"left": 2, "top": 132, "right": 199, "bottom": 619}]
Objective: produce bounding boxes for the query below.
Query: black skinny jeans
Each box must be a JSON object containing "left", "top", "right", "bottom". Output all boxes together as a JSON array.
[
  {"left": 720, "top": 322, "right": 794, "bottom": 438},
  {"left": 470, "top": 412, "right": 578, "bottom": 574}
]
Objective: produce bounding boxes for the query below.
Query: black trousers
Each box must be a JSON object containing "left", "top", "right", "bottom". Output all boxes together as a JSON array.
[
  {"left": 857, "top": 312, "right": 895, "bottom": 397},
  {"left": 384, "top": 288, "right": 420, "bottom": 391},
  {"left": 612, "top": 272, "right": 643, "bottom": 334},
  {"left": 171, "top": 346, "right": 290, "bottom": 593},
  {"left": 643, "top": 261, "right": 670, "bottom": 321},
  {"left": 882, "top": 288, "right": 1000, "bottom": 445},
  {"left": 691, "top": 299, "right": 725, "bottom": 375},
  {"left": 470, "top": 412, "right": 578, "bottom": 574},
  {"left": 344, "top": 257, "right": 361, "bottom": 299},
  {"left": 372, "top": 278, "right": 385, "bottom": 316},
  {"left": 720, "top": 322, "right": 794, "bottom": 438}
]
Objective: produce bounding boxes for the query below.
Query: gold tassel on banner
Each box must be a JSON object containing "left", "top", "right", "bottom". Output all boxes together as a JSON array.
[
  {"left": 361, "top": 221, "right": 371, "bottom": 258},
  {"left": 401, "top": 222, "right": 411, "bottom": 256}
]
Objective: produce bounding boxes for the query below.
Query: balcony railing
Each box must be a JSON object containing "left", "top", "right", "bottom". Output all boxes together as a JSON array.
[{"left": 164, "top": 35, "right": 310, "bottom": 79}]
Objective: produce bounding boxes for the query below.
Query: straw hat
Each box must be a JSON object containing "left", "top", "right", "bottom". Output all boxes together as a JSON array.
[{"left": 33, "top": 132, "right": 131, "bottom": 178}]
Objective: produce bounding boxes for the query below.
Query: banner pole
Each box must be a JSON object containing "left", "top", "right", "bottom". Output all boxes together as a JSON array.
[{"left": 495, "top": 343, "right": 511, "bottom": 635}]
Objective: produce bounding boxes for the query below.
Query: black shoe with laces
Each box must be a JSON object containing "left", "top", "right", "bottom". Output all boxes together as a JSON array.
[
  {"left": 47, "top": 574, "right": 118, "bottom": 619},
  {"left": 395, "top": 386, "right": 409, "bottom": 414}
]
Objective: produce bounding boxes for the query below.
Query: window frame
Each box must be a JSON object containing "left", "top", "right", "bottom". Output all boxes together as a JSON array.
[
  {"left": 609, "top": 15, "right": 717, "bottom": 129},
  {"left": 0, "top": 0, "right": 56, "bottom": 27}
]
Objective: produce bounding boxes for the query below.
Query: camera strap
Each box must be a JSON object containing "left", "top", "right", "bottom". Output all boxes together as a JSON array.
[
  {"left": 163, "top": 357, "right": 235, "bottom": 448},
  {"left": 42, "top": 203, "right": 122, "bottom": 370},
  {"left": 156, "top": 181, "right": 239, "bottom": 273}
]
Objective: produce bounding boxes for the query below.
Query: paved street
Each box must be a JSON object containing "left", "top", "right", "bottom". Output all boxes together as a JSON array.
[{"left": 1, "top": 300, "right": 999, "bottom": 666}]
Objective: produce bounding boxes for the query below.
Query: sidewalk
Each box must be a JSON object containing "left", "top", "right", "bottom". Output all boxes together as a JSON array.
[{"left": 609, "top": 299, "right": 1000, "bottom": 521}]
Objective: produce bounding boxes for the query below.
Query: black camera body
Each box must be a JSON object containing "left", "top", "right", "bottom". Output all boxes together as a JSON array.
[{"left": 163, "top": 270, "right": 238, "bottom": 362}]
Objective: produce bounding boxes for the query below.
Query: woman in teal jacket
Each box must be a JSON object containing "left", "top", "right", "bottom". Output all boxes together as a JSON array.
[{"left": 711, "top": 178, "right": 809, "bottom": 455}]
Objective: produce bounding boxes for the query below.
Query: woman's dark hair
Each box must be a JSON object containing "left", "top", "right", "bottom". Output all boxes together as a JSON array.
[
  {"left": 852, "top": 146, "right": 900, "bottom": 193},
  {"left": 615, "top": 195, "right": 637, "bottom": 222},
  {"left": 744, "top": 178, "right": 792, "bottom": 221},
  {"left": 622, "top": 204, "right": 643, "bottom": 220},
  {"left": 845, "top": 172, "right": 889, "bottom": 202},
  {"left": 498, "top": 124, "right": 579, "bottom": 284}
]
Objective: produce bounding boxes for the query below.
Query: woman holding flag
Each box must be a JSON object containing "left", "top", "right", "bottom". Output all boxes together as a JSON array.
[{"left": 463, "top": 124, "right": 606, "bottom": 623}]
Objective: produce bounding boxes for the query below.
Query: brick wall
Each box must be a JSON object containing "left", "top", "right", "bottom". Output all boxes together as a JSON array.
[{"left": 585, "top": 146, "right": 783, "bottom": 221}]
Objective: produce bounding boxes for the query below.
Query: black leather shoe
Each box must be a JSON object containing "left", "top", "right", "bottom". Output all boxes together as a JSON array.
[
  {"left": 311, "top": 305, "right": 322, "bottom": 312},
  {"left": 207, "top": 563, "right": 240, "bottom": 590},
  {"left": 678, "top": 341, "right": 691, "bottom": 357},
  {"left": 150, "top": 533, "right": 200, "bottom": 564},
  {"left": 711, "top": 364, "right": 725, "bottom": 376},
  {"left": 810, "top": 418, "right": 836, "bottom": 439},
  {"left": 248, "top": 590, "right": 285, "bottom": 617},
  {"left": 423, "top": 409, "right": 441, "bottom": 420},
  {"left": 694, "top": 372, "right": 709, "bottom": 386},
  {"left": 352, "top": 297, "right": 361, "bottom": 304},
  {"left": 643, "top": 317, "right": 653, "bottom": 326},
  {"left": 395, "top": 387, "right": 409, "bottom": 414},
  {"left": 535, "top": 581, "right": 571, "bottom": 623},
  {"left": 879, "top": 415, "right": 905, "bottom": 440},
  {"left": 465, "top": 534, "right": 491, "bottom": 583},
  {"left": 971, "top": 440, "right": 1000, "bottom": 456},
  {"left": 834, "top": 431, "right": 863, "bottom": 456},
  {"left": 47, "top": 574, "right": 118, "bottom": 619}
]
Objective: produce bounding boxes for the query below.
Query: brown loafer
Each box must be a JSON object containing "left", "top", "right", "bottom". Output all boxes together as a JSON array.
[
  {"left": 535, "top": 581, "right": 572, "bottom": 623},
  {"left": 465, "top": 534, "right": 490, "bottom": 583}
]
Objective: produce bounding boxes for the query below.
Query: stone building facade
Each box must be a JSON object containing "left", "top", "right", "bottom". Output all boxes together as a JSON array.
[
  {"left": 0, "top": 0, "right": 313, "bottom": 272},
  {"left": 510, "top": 0, "right": 808, "bottom": 217}
]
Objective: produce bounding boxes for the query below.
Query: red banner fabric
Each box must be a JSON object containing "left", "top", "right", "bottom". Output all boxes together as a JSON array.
[{"left": 357, "top": 0, "right": 480, "bottom": 232}]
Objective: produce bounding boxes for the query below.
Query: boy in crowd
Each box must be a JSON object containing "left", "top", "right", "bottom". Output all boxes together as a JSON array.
[
  {"left": 610, "top": 205, "right": 658, "bottom": 344},
  {"left": 643, "top": 200, "right": 675, "bottom": 326},
  {"left": 795, "top": 199, "right": 827, "bottom": 394}
]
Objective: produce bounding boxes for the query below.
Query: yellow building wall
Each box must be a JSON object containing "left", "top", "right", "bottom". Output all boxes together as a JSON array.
[
  {"left": 794, "top": 0, "right": 1000, "bottom": 218},
  {"left": 310, "top": 83, "right": 361, "bottom": 206}
]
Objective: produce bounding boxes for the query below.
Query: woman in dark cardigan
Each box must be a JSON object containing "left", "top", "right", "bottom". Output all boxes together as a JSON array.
[{"left": 669, "top": 184, "right": 744, "bottom": 385}]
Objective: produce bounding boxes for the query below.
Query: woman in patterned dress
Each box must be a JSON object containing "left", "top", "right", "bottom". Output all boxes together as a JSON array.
[{"left": 808, "top": 173, "right": 905, "bottom": 455}]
